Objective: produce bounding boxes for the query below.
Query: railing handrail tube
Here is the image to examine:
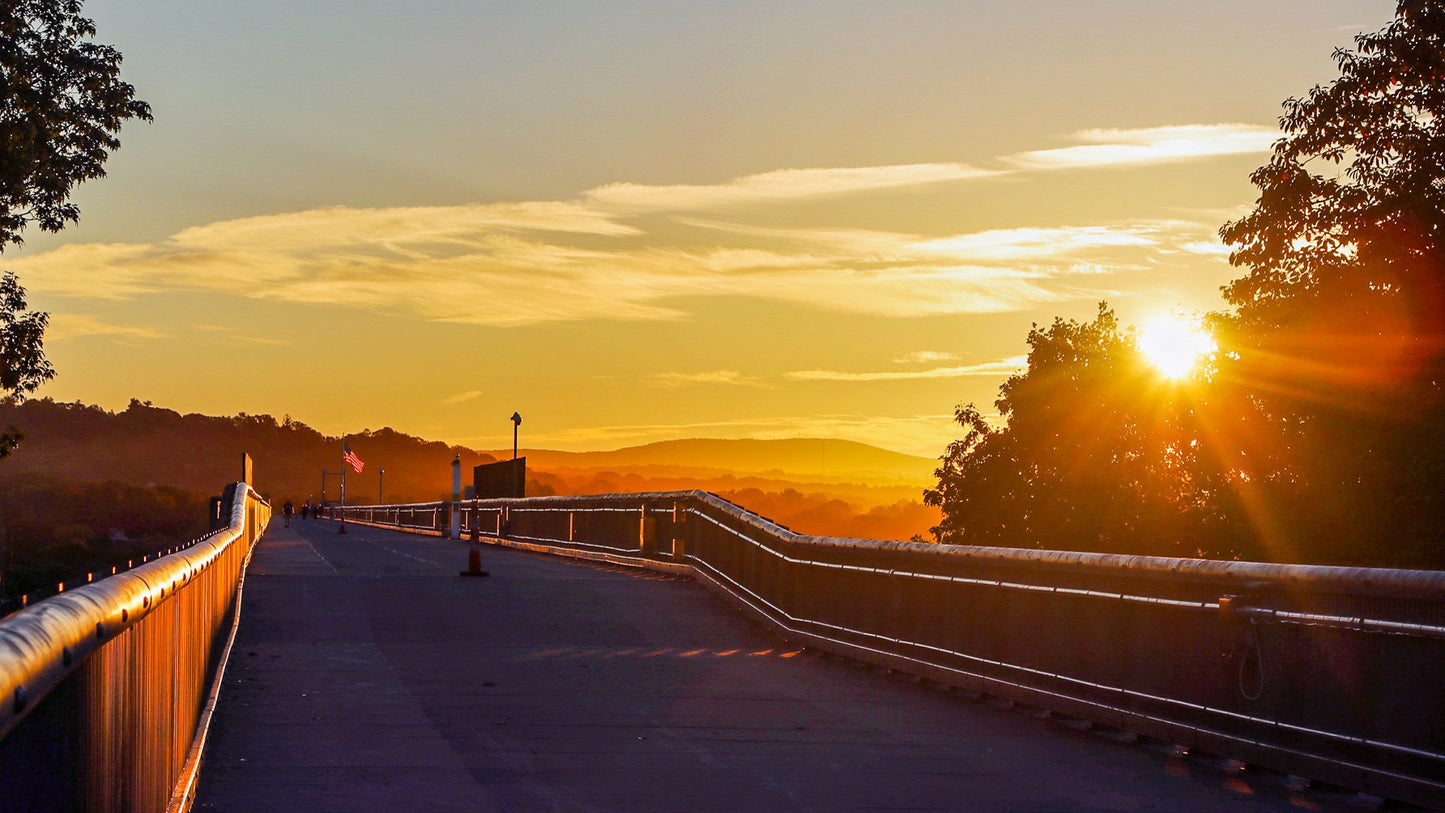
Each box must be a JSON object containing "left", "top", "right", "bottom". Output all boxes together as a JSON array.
[
  {"left": 347, "top": 489, "right": 1445, "bottom": 598},
  {"left": 0, "top": 481, "right": 269, "bottom": 812},
  {"left": 0, "top": 484, "right": 261, "bottom": 740}
]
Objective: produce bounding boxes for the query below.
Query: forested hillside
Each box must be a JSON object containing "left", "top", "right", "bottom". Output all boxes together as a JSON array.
[
  {"left": 0, "top": 478, "right": 212, "bottom": 604},
  {"left": 0, "top": 398, "right": 499, "bottom": 504}
]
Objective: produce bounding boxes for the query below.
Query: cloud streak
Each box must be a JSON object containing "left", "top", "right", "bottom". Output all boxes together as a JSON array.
[
  {"left": 1005, "top": 124, "right": 1276, "bottom": 170},
  {"left": 585, "top": 163, "right": 1000, "bottom": 213},
  {"left": 45, "top": 313, "right": 167, "bottom": 341},
  {"left": 788, "top": 356, "right": 1028, "bottom": 382},
  {"left": 14, "top": 223, "right": 1147, "bottom": 325},
  {"left": 10, "top": 145, "right": 1238, "bottom": 327},
  {"left": 443, "top": 390, "right": 484, "bottom": 405},
  {"left": 647, "top": 370, "right": 767, "bottom": 388},
  {"left": 893, "top": 351, "right": 959, "bottom": 365},
  {"left": 909, "top": 225, "right": 1161, "bottom": 262}
]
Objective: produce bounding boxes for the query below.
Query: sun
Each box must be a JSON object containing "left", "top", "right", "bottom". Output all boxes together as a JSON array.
[{"left": 1138, "top": 314, "right": 1215, "bottom": 380}]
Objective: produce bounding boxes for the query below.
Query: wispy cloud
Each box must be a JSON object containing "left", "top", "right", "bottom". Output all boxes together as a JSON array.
[
  {"left": 893, "top": 351, "right": 959, "bottom": 365},
  {"left": 585, "top": 163, "right": 1000, "bottom": 213},
  {"left": 443, "top": 390, "right": 484, "bottom": 405},
  {"left": 788, "top": 355, "right": 1028, "bottom": 382},
  {"left": 1005, "top": 124, "right": 1276, "bottom": 170},
  {"left": 647, "top": 370, "right": 766, "bottom": 388},
  {"left": 45, "top": 313, "right": 166, "bottom": 341},
  {"left": 11, "top": 224, "right": 1122, "bottom": 325},
  {"left": 174, "top": 201, "right": 640, "bottom": 252},
  {"left": 910, "top": 225, "right": 1160, "bottom": 262},
  {"left": 224, "top": 335, "right": 291, "bottom": 346},
  {"left": 8, "top": 152, "right": 1233, "bottom": 326},
  {"left": 1179, "top": 240, "right": 1232, "bottom": 256}
]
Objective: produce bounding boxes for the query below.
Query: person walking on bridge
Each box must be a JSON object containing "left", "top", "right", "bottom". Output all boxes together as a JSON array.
[{"left": 283, "top": 498, "right": 294, "bottom": 527}]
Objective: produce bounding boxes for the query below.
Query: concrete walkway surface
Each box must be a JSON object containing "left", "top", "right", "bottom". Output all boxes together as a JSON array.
[{"left": 193, "top": 519, "right": 1377, "bottom": 812}]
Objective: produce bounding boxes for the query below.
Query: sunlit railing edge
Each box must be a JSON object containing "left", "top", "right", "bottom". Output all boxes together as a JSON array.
[
  {"left": 340, "top": 489, "right": 1445, "bottom": 597},
  {"left": 0, "top": 481, "right": 270, "bottom": 812}
]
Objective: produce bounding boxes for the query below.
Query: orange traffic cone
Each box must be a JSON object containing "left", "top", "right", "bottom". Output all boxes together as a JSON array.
[{"left": 460, "top": 546, "right": 489, "bottom": 577}]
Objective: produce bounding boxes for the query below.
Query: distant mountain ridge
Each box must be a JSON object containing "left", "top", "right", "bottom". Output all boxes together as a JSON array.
[{"left": 494, "top": 438, "right": 937, "bottom": 486}]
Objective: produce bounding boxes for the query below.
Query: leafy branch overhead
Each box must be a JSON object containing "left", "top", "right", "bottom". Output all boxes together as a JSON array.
[
  {"left": 1221, "top": 0, "right": 1445, "bottom": 319},
  {"left": 0, "top": 0, "right": 151, "bottom": 249}
]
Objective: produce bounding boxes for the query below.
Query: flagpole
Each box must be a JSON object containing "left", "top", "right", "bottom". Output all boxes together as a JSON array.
[{"left": 338, "top": 441, "right": 348, "bottom": 535}]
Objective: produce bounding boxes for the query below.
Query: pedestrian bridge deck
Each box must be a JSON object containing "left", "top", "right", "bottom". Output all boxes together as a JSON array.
[{"left": 194, "top": 519, "right": 1355, "bottom": 811}]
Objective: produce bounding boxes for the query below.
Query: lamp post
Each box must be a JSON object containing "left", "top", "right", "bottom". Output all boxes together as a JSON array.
[
  {"left": 510, "top": 412, "right": 522, "bottom": 460},
  {"left": 379, "top": 468, "right": 385, "bottom": 505},
  {"left": 450, "top": 454, "right": 461, "bottom": 538}
]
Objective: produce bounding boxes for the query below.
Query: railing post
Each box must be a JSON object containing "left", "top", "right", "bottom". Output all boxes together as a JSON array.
[
  {"left": 640, "top": 505, "right": 658, "bottom": 555},
  {"left": 669, "top": 501, "right": 686, "bottom": 560}
]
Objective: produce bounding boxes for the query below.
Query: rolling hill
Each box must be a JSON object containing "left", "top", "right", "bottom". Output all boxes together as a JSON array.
[{"left": 493, "top": 438, "right": 937, "bottom": 487}]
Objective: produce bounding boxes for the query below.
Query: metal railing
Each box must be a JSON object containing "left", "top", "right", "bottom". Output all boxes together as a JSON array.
[
  {"left": 0, "top": 482, "right": 270, "bottom": 813},
  {"left": 331, "top": 491, "right": 1445, "bottom": 809}
]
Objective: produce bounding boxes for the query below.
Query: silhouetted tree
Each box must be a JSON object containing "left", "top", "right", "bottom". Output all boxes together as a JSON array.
[
  {"left": 1215, "top": 0, "right": 1445, "bottom": 566},
  {"left": 930, "top": 3, "right": 1445, "bottom": 568},
  {"left": 0, "top": 1, "right": 149, "bottom": 459},
  {"left": 926, "top": 305, "right": 1232, "bottom": 557},
  {"left": 0, "top": 0, "right": 151, "bottom": 246},
  {"left": 0, "top": 398, "right": 499, "bottom": 505},
  {"left": 0, "top": 272, "right": 51, "bottom": 458}
]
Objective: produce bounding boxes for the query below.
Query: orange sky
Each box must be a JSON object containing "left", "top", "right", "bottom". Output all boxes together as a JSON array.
[{"left": 6, "top": 1, "right": 1394, "bottom": 456}]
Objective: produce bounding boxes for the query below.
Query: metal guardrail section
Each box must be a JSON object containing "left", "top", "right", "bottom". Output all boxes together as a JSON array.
[
  {"left": 335, "top": 491, "right": 1445, "bottom": 809},
  {"left": 0, "top": 482, "right": 270, "bottom": 813}
]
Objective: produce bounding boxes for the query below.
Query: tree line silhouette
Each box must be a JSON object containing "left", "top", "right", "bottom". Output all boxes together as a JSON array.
[{"left": 0, "top": 398, "right": 501, "bottom": 505}]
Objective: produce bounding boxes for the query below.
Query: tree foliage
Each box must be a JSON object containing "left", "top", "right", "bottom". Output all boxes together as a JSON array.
[
  {"left": 0, "top": 270, "right": 51, "bottom": 458},
  {"left": 0, "top": 0, "right": 151, "bottom": 247},
  {"left": 1212, "top": 0, "right": 1445, "bottom": 567},
  {"left": 0, "top": 398, "right": 499, "bottom": 504},
  {"left": 925, "top": 305, "right": 1239, "bottom": 558},
  {"left": 0, "top": 0, "right": 148, "bottom": 458},
  {"left": 0, "top": 476, "right": 210, "bottom": 605},
  {"left": 929, "top": 3, "right": 1445, "bottom": 568},
  {"left": 1221, "top": 0, "right": 1445, "bottom": 320}
]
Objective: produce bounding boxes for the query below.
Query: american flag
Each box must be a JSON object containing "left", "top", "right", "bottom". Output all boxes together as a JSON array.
[{"left": 343, "top": 442, "right": 364, "bottom": 473}]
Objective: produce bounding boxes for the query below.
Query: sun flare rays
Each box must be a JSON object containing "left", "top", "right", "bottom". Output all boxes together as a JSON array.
[{"left": 1138, "top": 314, "right": 1216, "bottom": 380}]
